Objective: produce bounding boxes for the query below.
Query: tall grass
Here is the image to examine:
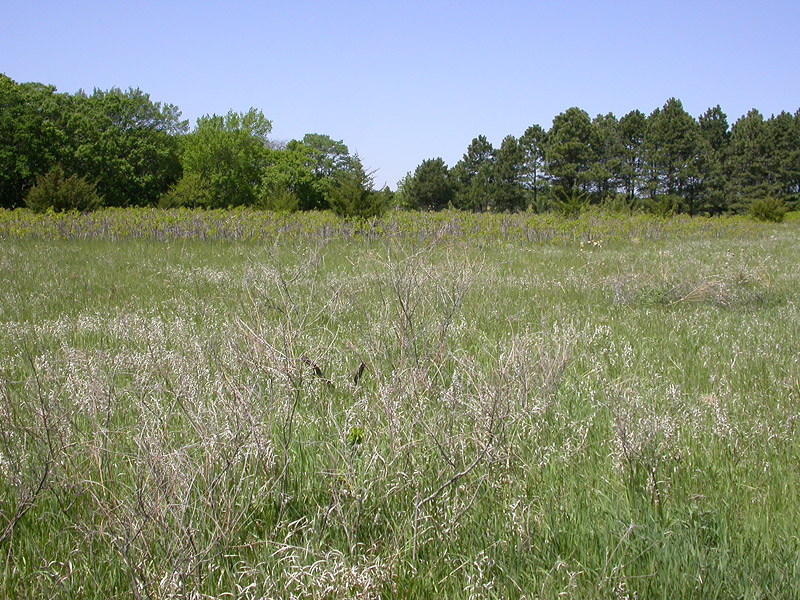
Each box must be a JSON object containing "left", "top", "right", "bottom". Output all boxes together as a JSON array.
[{"left": 1, "top": 214, "right": 798, "bottom": 598}]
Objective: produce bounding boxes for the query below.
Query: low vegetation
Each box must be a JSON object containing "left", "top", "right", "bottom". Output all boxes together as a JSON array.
[{"left": 1, "top": 210, "right": 798, "bottom": 598}]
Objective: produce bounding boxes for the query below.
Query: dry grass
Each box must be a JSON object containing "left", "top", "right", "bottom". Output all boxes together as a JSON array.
[{"left": 1, "top": 217, "right": 799, "bottom": 598}]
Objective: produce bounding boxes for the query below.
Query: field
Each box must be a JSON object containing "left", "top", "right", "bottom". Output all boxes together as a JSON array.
[{"left": 1, "top": 209, "right": 799, "bottom": 598}]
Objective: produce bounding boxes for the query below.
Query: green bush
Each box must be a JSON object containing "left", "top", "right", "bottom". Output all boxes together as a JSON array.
[
  {"left": 25, "top": 167, "right": 103, "bottom": 213},
  {"left": 254, "top": 184, "right": 300, "bottom": 212},
  {"left": 328, "top": 163, "right": 387, "bottom": 219},
  {"left": 749, "top": 196, "right": 787, "bottom": 222},
  {"left": 158, "top": 172, "right": 215, "bottom": 208},
  {"left": 645, "top": 194, "right": 682, "bottom": 218},
  {"left": 600, "top": 193, "right": 638, "bottom": 214},
  {"left": 554, "top": 189, "right": 589, "bottom": 218}
]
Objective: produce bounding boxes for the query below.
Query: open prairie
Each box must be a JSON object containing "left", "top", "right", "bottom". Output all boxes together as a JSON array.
[{"left": 1, "top": 210, "right": 799, "bottom": 598}]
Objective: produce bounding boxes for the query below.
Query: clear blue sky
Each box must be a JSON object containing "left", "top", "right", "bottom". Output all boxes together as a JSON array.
[{"left": 3, "top": 0, "right": 799, "bottom": 189}]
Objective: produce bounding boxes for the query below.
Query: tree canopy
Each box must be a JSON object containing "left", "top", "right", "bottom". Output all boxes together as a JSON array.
[{"left": 2, "top": 73, "right": 798, "bottom": 216}]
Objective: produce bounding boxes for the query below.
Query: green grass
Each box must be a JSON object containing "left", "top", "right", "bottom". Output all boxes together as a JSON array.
[
  {"left": 1, "top": 211, "right": 799, "bottom": 598},
  {"left": 784, "top": 210, "right": 800, "bottom": 223}
]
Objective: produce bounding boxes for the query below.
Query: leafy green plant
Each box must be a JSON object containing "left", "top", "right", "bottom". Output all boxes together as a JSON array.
[
  {"left": 645, "top": 194, "right": 682, "bottom": 218},
  {"left": 554, "top": 189, "right": 589, "bottom": 218},
  {"left": 255, "top": 184, "right": 300, "bottom": 212},
  {"left": 749, "top": 196, "right": 787, "bottom": 222},
  {"left": 346, "top": 426, "right": 365, "bottom": 448},
  {"left": 158, "top": 172, "right": 215, "bottom": 208},
  {"left": 328, "top": 161, "right": 386, "bottom": 219},
  {"left": 24, "top": 167, "right": 103, "bottom": 213}
]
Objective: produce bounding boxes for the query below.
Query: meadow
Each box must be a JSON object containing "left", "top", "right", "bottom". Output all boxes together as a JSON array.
[{"left": 1, "top": 209, "right": 799, "bottom": 598}]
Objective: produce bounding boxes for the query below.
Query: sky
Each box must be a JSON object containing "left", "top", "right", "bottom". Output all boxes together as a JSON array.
[{"left": 2, "top": 0, "right": 799, "bottom": 189}]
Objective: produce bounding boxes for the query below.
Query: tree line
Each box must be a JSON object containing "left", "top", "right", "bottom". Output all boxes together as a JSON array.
[
  {"left": 0, "top": 74, "right": 387, "bottom": 217},
  {"left": 2, "top": 73, "right": 798, "bottom": 218},
  {"left": 399, "top": 100, "right": 800, "bottom": 217}
]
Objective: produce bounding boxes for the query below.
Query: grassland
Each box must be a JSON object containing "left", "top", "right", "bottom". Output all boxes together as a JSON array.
[{"left": 1, "top": 209, "right": 799, "bottom": 598}]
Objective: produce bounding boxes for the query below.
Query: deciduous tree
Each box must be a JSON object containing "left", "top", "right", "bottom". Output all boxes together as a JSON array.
[
  {"left": 64, "top": 87, "right": 187, "bottom": 207},
  {"left": 0, "top": 75, "right": 68, "bottom": 207},
  {"left": 180, "top": 108, "right": 271, "bottom": 207}
]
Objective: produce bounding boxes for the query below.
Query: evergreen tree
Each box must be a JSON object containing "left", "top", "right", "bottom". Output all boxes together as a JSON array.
[
  {"left": 451, "top": 135, "right": 495, "bottom": 211},
  {"left": 764, "top": 111, "right": 800, "bottom": 205},
  {"left": 588, "top": 113, "right": 623, "bottom": 201},
  {"left": 403, "top": 157, "right": 453, "bottom": 210},
  {"left": 618, "top": 110, "right": 647, "bottom": 204},
  {"left": 697, "top": 105, "right": 730, "bottom": 214},
  {"left": 519, "top": 124, "right": 548, "bottom": 210},
  {"left": 727, "top": 109, "right": 770, "bottom": 211},
  {"left": 328, "top": 156, "right": 384, "bottom": 219},
  {"left": 490, "top": 135, "right": 525, "bottom": 211},
  {"left": 545, "top": 107, "right": 594, "bottom": 201},
  {"left": 643, "top": 98, "right": 702, "bottom": 213}
]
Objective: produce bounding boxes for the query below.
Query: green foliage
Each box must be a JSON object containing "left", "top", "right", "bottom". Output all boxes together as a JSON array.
[
  {"left": 645, "top": 194, "right": 682, "bottom": 218},
  {"left": 256, "top": 186, "right": 300, "bottom": 212},
  {"left": 0, "top": 76, "right": 186, "bottom": 209},
  {"left": 0, "top": 75, "right": 68, "bottom": 208},
  {"left": 726, "top": 109, "right": 770, "bottom": 212},
  {"left": 600, "top": 193, "right": 636, "bottom": 214},
  {"left": 546, "top": 107, "right": 594, "bottom": 199},
  {"left": 643, "top": 98, "right": 702, "bottom": 212},
  {"left": 346, "top": 426, "right": 365, "bottom": 448},
  {"left": 297, "top": 133, "right": 354, "bottom": 178},
  {"left": 490, "top": 134, "right": 526, "bottom": 211},
  {"left": 618, "top": 109, "right": 647, "bottom": 202},
  {"left": 4, "top": 71, "right": 800, "bottom": 221},
  {"left": 749, "top": 196, "right": 787, "bottom": 222},
  {"left": 519, "top": 124, "right": 548, "bottom": 209},
  {"left": 63, "top": 87, "right": 187, "bottom": 207},
  {"left": 255, "top": 134, "right": 361, "bottom": 212},
  {"left": 451, "top": 135, "right": 494, "bottom": 211},
  {"left": 403, "top": 157, "right": 454, "bottom": 210},
  {"left": 258, "top": 142, "right": 329, "bottom": 211},
  {"left": 24, "top": 166, "right": 103, "bottom": 213},
  {"left": 158, "top": 172, "right": 215, "bottom": 208},
  {"left": 554, "top": 188, "right": 589, "bottom": 218},
  {"left": 181, "top": 108, "right": 272, "bottom": 208},
  {"left": 587, "top": 112, "right": 623, "bottom": 200},
  {"left": 0, "top": 207, "right": 765, "bottom": 245},
  {"left": 328, "top": 158, "right": 385, "bottom": 219}
]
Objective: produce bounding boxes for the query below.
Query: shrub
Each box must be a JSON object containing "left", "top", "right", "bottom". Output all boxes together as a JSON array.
[
  {"left": 254, "top": 184, "right": 300, "bottom": 212},
  {"left": 645, "top": 194, "right": 681, "bottom": 218},
  {"left": 25, "top": 167, "right": 103, "bottom": 213},
  {"left": 158, "top": 172, "right": 215, "bottom": 208},
  {"left": 749, "top": 196, "right": 787, "bottom": 222},
  {"left": 328, "top": 163, "right": 387, "bottom": 219},
  {"left": 554, "top": 189, "right": 589, "bottom": 218},
  {"left": 601, "top": 193, "right": 637, "bottom": 214}
]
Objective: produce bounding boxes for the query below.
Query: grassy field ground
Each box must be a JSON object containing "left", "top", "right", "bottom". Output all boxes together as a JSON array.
[{"left": 1, "top": 209, "right": 799, "bottom": 598}]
